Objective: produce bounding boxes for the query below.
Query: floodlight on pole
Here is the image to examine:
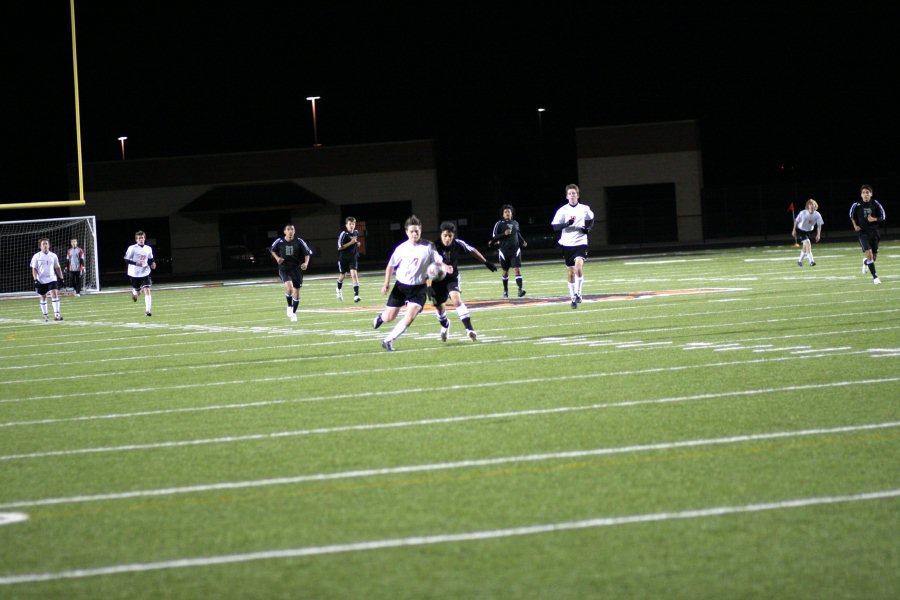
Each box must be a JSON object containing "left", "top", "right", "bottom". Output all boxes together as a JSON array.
[
  {"left": 306, "top": 96, "right": 322, "bottom": 147},
  {"left": 118, "top": 136, "right": 128, "bottom": 160},
  {"left": 537, "top": 108, "right": 546, "bottom": 143}
]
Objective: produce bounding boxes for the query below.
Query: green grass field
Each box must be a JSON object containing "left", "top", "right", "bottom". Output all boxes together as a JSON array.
[{"left": 1, "top": 242, "right": 898, "bottom": 599}]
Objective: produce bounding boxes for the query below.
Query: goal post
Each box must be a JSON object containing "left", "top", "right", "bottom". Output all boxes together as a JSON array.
[{"left": 0, "top": 216, "right": 100, "bottom": 296}]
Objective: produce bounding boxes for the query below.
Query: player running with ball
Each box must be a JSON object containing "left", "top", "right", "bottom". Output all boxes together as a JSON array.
[{"left": 372, "top": 215, "right": 447, "bottom": 351}]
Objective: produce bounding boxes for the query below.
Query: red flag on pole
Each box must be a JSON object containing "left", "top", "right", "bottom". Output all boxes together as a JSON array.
[{"left": 787, "top": 202, "right": 795, "bottom": 213}]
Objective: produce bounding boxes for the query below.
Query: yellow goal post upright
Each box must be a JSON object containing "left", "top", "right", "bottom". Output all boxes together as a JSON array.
[{"left": 1, "top": 0, "right": 85, "bottom": 211}]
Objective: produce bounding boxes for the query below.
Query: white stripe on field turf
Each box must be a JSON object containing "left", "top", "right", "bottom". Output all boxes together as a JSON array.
[
  {"left": 1, "top": 489, "right": 897, "bottom": 585},
  {"left": 2, "top": 420, "right": 898, "bottom": 510},
  {"left": 0, "top": 347, "right": 883, "bottom": 405},
  {"left": 2, "top": 378, "right": 899, "bottom": 460}
]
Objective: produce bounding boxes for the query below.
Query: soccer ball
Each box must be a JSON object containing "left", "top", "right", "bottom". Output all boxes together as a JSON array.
[{"left": 426, "top": 262, "right": 446, "bottom": 281}]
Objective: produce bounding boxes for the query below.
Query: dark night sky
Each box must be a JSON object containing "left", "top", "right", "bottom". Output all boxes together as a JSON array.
[{"left": 3, "top": 2, "right": 897, "bottom": 213}]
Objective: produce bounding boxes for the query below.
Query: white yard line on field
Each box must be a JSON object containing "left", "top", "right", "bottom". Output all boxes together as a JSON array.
[
  {"left": 2, "top": 376, "right": 898, "bottom": 460},
  {"left": 1, "top": 489, "right": 898, "bottom": 583}
]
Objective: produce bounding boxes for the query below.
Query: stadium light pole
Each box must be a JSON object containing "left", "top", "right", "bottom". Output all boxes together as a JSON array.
[
  {"left": 306, "top": 96, "right": 322, "bottom": 147},
  {"left": 537, "top": 108, "right": 545, "bottom": 144},
  {"left": 118, "top": 136, "right": 127, "bottom": 160}
]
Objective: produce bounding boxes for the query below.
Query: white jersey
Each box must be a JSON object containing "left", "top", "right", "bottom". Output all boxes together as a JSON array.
[
  {"left": 124, "top": 243, "right": 155, "bottom": 277},
  {"left": 551, "top": 202, "right": 595, "bottom": 247},
  {"left": 795, "top": 210, "right": 823, "bottom": 232},
  {"left": 30, "top": 251, "right": 61, "bottom": 283},
  {"left": 388, "top": 240, "right": 444, "bottom": 285}
]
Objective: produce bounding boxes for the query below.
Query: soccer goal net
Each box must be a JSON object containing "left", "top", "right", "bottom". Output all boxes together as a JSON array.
[{"left": 0, "top": 216, "right": 100, "bottom": 296}]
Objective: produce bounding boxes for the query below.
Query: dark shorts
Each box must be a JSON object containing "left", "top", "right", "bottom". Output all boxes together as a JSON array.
[
  {"left": 858, "top": 231, "right": 880, "bottom": 254},
  {"left": 796, "top": 229, "right": 815, "bottom": 242},
  {"left": 431, "top": 277, "right": 460, "bottom": 306},
  {"left": 337, "top": 256, "right": 358, "bottom": 274},
  {"left": 562, "top": 245, "right": 588, "bottom": 267},
  {"left": 387, "top": 281, "right": 427, "bottom": 308},
  {"left": 498, "top": 248, "right": 522, "bottom": 271},
  {"left": 278, "top": 267, "right": 304, "bottom": 288},
  {"left": 130, "top": 275, "right": 152, "bottom": 291},
  {"left": 35, "top": 281, "right": 59, "bottom": 296}
]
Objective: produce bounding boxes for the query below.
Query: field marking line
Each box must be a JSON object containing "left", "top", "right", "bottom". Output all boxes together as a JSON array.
[
  {"left": 3, "top": 376, "right": 899, "bottom": 460},
  {"left": 1, "top": 488, "right": 898, "bottom": 585},
  {"left": 0, "top": 342, "right": 885, "bottom": 405},
  {"left": 2, "top": 420, "right": 898, "bottom": 510},
  {"left": 1, "top": 300, "right": 896, "bottom": 368}
]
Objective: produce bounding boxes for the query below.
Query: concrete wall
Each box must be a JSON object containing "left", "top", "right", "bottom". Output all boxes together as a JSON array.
[
  {"left": 576, "top": 120, "right": 704, "bottom": 246},
  {"left": 70, "top": 141, "right": 439, "bottom": 275}
]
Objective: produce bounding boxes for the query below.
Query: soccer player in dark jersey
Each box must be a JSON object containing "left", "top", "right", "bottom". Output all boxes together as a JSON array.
[
  {"left": 270, "top": 223, "right": 313, "bottom": 321},
  {"left": 849, "top": 184, "right": 886, "bottom": 285},
  {"left": 336, "top": 216, "right": 361, "bottom": 302},
  {"left": 430, "top": 221, "right": 497, "bottom": 342},
  {"left": 488, "top": 204, "right": 527, "bottom": 298}
]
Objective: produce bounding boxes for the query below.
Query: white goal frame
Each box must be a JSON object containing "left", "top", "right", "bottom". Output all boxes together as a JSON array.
[{"left": 0, "top": 216, "right": 100, "bottom": 296}]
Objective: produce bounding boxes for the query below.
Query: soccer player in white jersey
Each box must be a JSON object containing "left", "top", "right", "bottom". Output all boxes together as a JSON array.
[
  {"left": 792, "top": 198, "right": 824, "bottom": 266},
  {"left": 551, "top": 184, "right": 595, "bottom": 309},
  {"left": 30, "top": 238, "right": 65, "bottom": 322},
  {"left": 372, "top": 215, "right": 448, "bottom": 351},
  {"left": 124, "top": 230, "right": 157, "bottom": 317}
]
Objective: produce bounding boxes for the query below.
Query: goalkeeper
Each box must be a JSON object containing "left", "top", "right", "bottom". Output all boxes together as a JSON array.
[{"left": 66, "top": 238, "right": 86, "bottom": 296}]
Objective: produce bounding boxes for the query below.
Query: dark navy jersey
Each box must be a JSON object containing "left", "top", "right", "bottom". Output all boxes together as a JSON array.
[
  {"left": 849, "top": 199, "right": 886, "bottom": 235},
  {"left": 491, "top": 219, "right": 525, "bottom": 252},
  {"left": 271, "top": 236, "right": 312, "bottom": 268},
  {"left": 434, "top": 237, "right": 476, "bottom": 277},
  {"left": 337, "top": 230, "right": 359, "bottom": 260}
]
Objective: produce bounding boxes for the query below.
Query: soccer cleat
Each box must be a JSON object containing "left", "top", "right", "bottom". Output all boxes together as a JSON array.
[
  {"left": 575, "top": 294, "right": 582, "bottom": 303},
  {"left": 873, "top": 277, "right": 881, "bottom": 285},
  {"left": 571, "top": 299, "right": 578, "bottom": 309},
  {"left": 797, "top": 261, "right": 803, "bottom": 267},
  {"left": 467, "top": 329, "right": 477, "bottom": 341},
  {"left": 289, "top": 313, "right": 298, "bottom": 321},
  {"left": 146, "top": 311, "right": 151, "bottom": 317},
  {"left": 373, "top": 314, "right": 382, "bottom": 329},
  {"left": 440, "top": 326, "right": 449, "bottom": 342},
  {"left": 354, "top": 295, "right": 360, "bottom": 303},
  {"left": 132, "top": 293, "right": 138, "bottom": 302},
  {"left": 336, "top": 289, "right": 343, "bottom": 301},
  {"left": 381, "top": 339, "right": 395, "bottom": 351},
  {"left": 43, "top": 315, "right": 49, "bottom": 322},
  {"left": 54, "top": 314, "right": 63, "bottom": 321},
  {"left": 862, "top": 261, "right": 869, "bottom": 274},
  {"left": 503, "top": 291, "right": 509, "bottom": 299},
  {"left": 518, "top": 289, "right": 526, "bottom": 297},
  {"left": 809, "top": 261, "right": 816, "bottom": 266},
  {"left": 286, "top": 306, "right": 293, "bottom": 318},
  {"left": 75, "top": 292, "right": 81, "bottom": 297}
]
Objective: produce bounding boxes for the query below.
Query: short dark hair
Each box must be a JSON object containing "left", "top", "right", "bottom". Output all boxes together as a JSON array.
[
  {"left": 501, "top": 204, "right": 514, "bottom": 215},
  {"left": 345, "top": 216, "right": 356, "bottom": 223},
  {"left": 861, "top": 184, "right": 873, "bottom": 193},
  {"left": 404, "top": 215, "right": 422, "bottom": 229},
  {"left": 439, "top": 221, "right": 456, "bottom": 233}
]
